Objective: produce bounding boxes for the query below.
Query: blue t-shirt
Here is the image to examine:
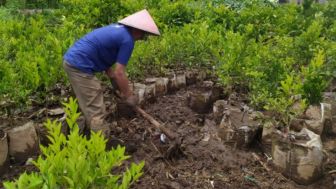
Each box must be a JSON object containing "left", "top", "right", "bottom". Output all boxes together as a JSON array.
[{"left": 64, "top": 24, "right": 134, "bottom": 74}]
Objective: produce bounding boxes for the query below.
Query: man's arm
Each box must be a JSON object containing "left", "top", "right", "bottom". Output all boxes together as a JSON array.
[
  {"left": 106, "top": 63, "right": 132, "bottom": 98},
  {"left": 106, "top": 63, "right": 138, "bottom": 106}
]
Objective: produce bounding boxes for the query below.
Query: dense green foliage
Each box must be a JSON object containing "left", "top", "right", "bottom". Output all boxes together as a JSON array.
[
  {"left": 3, "top": 98, "right": 144, "bottom": 189},
  {"left": 1, "top": 0, "right": 336, "bottom": 114}
]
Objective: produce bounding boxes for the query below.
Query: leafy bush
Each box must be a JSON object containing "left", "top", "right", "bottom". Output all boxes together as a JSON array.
[
  {"left": 212, "top": 0, "right": 277, "bottom": 10},
  {"left": 0, "top": 7, "right": 15, "bottom": 20},
  {"left": 215, "top": 15, "right": 333, "bottom": 110},
  {"left": 264, "top": 74, "right": 307, "bottom": 128},
  {"left": 128, "top": 22, "right": 222, "bottom": 78},
  {"left": 293, "top": 19, "right": 324, "bottom": 64},
  {"left": 154, "top": 0, "right": 196, "bottom": 27},
  {"left": 25, "top": 0, "right": 60, "bottom": 8},
  {"left": 3, "top": 97, "right": 144, "bottom": 189},
  {"left": 5, "top": 0, "right": 25, "bottom": 9},
  {"left": 60, "top": 0, "right": 123, "bottom": 28},
  {"left": 301, "top": 51, "right": 329, "bottom": 104}
]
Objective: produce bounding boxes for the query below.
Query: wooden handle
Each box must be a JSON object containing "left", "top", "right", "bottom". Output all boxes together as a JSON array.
[
  {"left": 134, "top": 106, "right": 177, "bottom": 140},
  {"left": 109, "top": 80, "right": 177, "bottom": 140}
]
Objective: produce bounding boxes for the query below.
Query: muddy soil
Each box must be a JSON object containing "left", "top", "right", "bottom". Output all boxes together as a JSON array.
[{"left": 1, "top": 85, "right": 335, "bottom": 189}]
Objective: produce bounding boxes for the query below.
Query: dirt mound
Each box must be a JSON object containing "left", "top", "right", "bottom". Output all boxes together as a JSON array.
[{"left": 107, "top": 86, "right": 334, "bottom": 189}]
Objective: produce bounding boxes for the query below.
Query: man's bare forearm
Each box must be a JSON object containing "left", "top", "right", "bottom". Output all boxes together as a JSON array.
[
  {"left": 107, "top": 63, "right": 132, "bottom": 98},
  {"left": 114, "top": 71, "right": 132, "bottom": 98}
]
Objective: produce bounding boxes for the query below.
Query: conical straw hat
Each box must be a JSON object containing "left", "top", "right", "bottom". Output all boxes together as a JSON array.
[{"left": 118, "top": 9, "right": 160, "bottom": 36}]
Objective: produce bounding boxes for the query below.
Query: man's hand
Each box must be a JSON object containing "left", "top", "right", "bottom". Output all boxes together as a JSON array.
[{"left": 106, "top": 63, "right": 137, "bottom": 107}]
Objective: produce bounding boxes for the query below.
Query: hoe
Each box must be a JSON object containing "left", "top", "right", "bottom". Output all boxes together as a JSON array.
[{"left": 110, "top": 79, "right": 184, "bottom": 159}]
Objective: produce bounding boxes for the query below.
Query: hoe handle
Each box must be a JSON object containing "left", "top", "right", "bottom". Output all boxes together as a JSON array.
[
  {"left": 110, "top": 79, "right": 177, "bottom": 140},
  {"left": 134, "top": 106, "right": 177, "bottom": 140}
]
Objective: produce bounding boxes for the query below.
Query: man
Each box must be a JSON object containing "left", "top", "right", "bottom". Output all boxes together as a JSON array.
[{"left": 63, "top": 9, "right": 160, "bottom": 137}]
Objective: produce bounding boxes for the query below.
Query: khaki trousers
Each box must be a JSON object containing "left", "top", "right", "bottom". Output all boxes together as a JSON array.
[{"left": 63, "top": 61, "right": 110, "bottom": 137}]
